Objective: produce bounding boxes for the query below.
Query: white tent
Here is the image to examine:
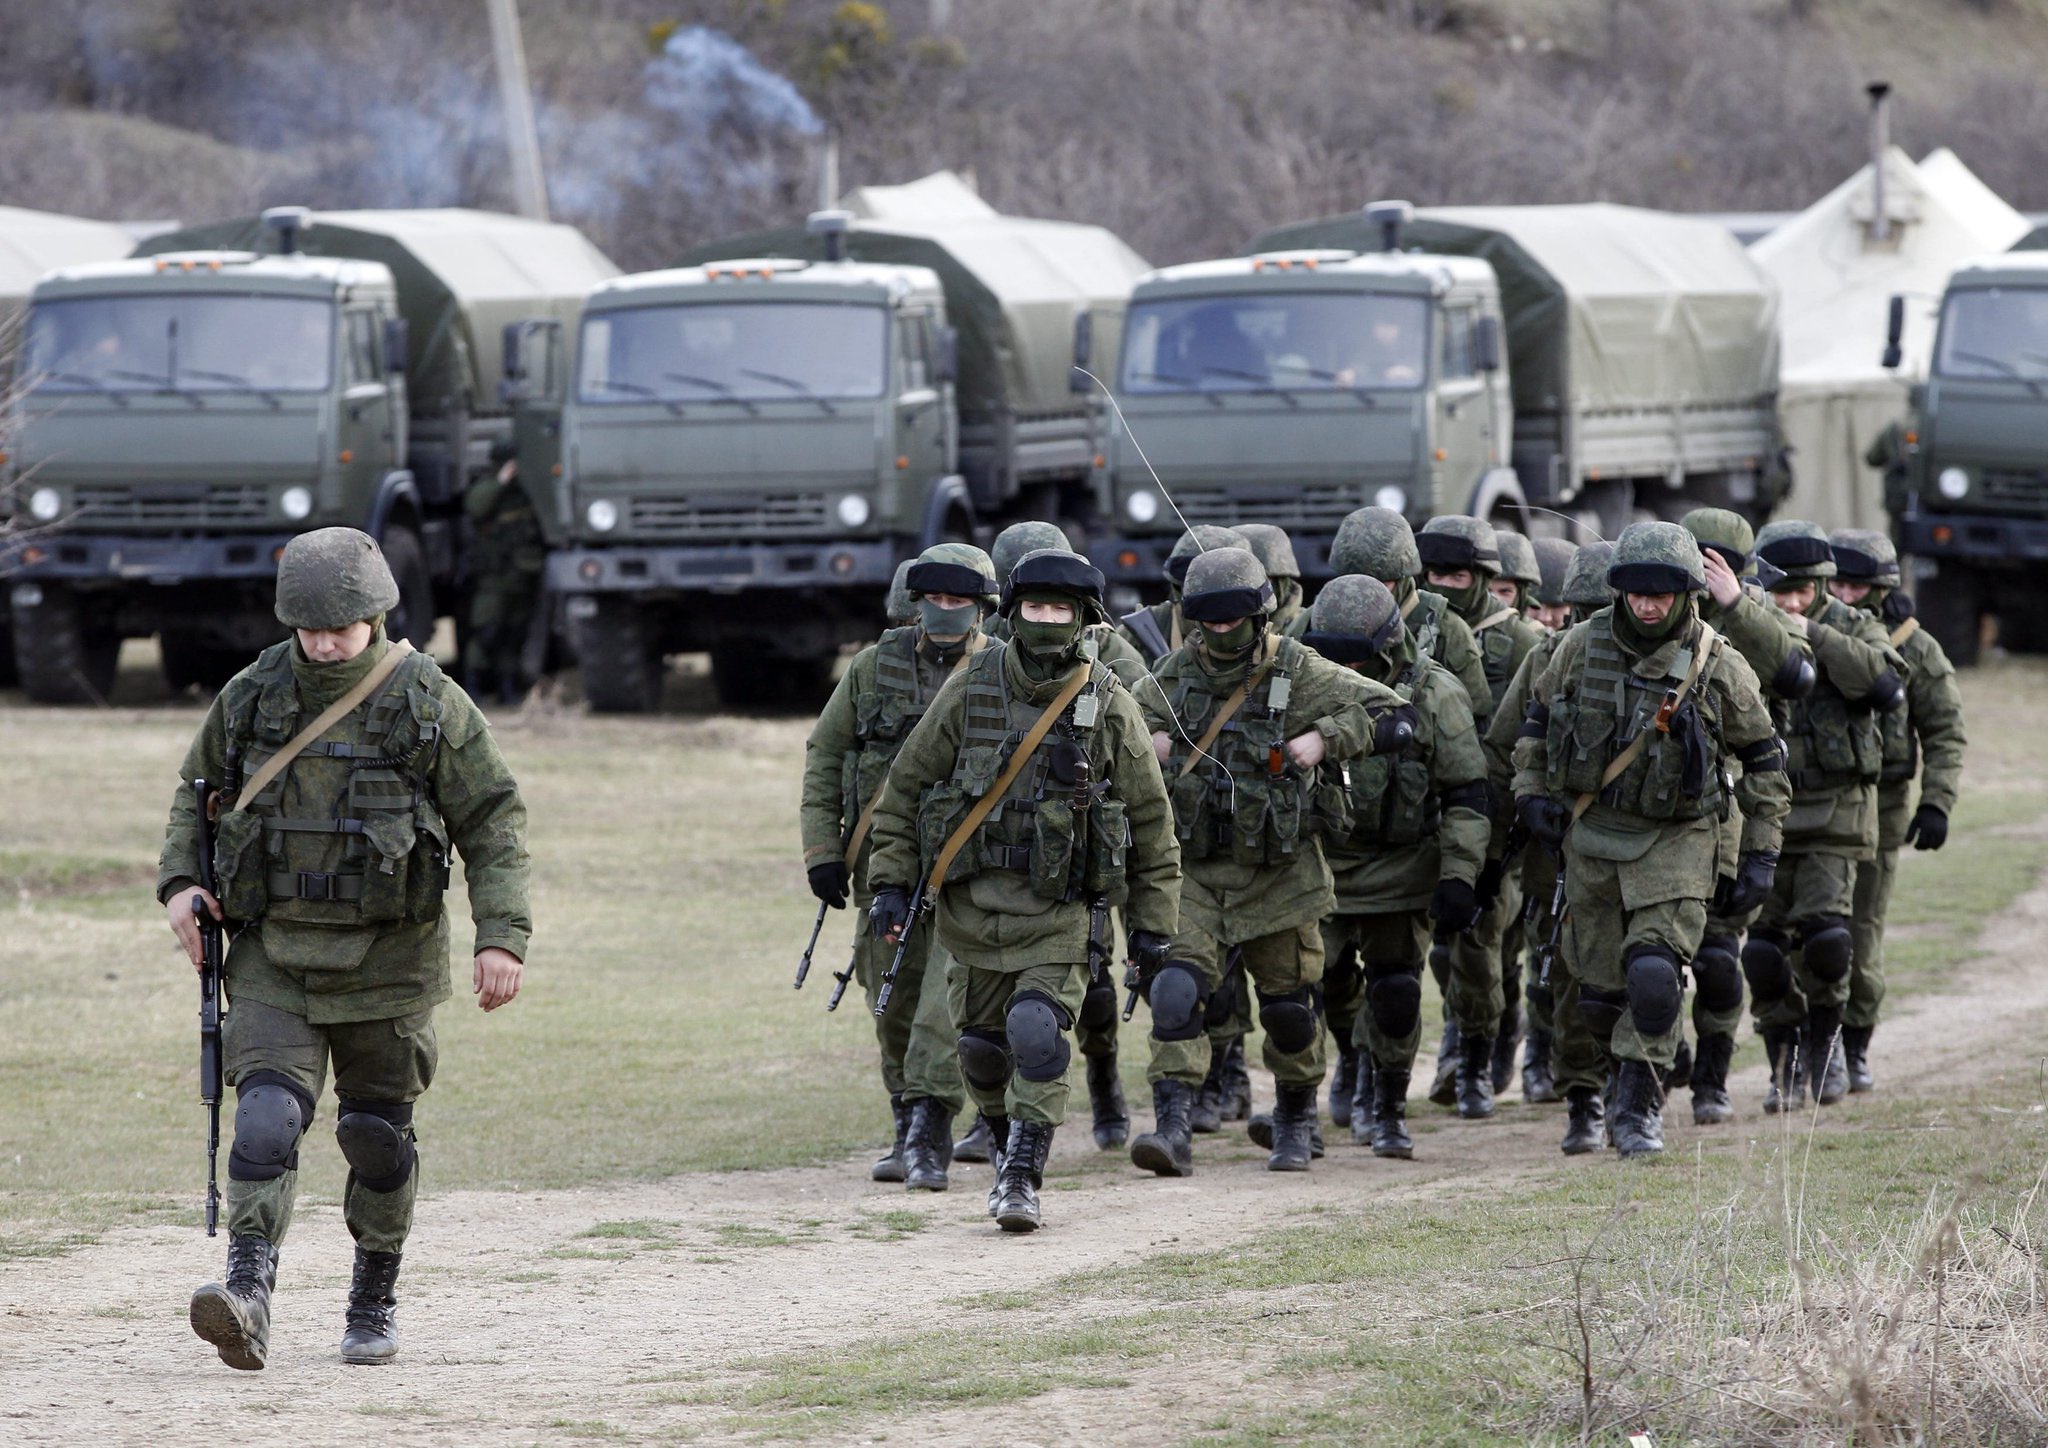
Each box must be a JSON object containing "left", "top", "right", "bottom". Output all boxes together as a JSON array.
[
  {"left": 0, "top": 204, "right": 133, "bottom": 352},
  {"left": 1750, "top": 148, "right": 2028, "bottom": 530}
]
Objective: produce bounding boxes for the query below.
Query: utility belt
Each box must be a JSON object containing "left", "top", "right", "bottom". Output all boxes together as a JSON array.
[
  {"left": 1787, "top": 765, "right": 1873, "bottom": 794},
  {"left": 268, "top": 869, "right": 365, "bottom": 902}
]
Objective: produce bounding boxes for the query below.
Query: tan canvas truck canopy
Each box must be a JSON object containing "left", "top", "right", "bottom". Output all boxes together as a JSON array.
[{"left": 0, "top": 205, "right": 133, "bottom": 352}]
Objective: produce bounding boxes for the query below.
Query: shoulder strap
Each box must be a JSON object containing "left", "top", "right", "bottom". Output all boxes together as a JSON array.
[
  {"left": 1399, "top": 590, "right": 1420, "bottom": 621},
  {"left": 1570, "top": 623, "right": 1719, "bottom": 822},
  {"left": 228, "top": 641, "right": 417, "bottom": 814},
  {"left": 1177, "top": 638, "right": 1279, "bottom": 780},
  {"left": 842, "top": 635, "right": 989, "bottom": 865},
  {"left": 1471, "top": 609, "right": 1514, "bottom": 634},
  {"left": 1890, "top": 617, "right": 1920, "bottom": 648},
  {"left": 925, "top": 662, "right": 1093, "bottom": 896}
]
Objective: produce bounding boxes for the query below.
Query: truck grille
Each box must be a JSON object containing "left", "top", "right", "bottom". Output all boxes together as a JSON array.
[
  {"left": 627, "top": 492, "right": 832, "bottom": 537},
  {"left": 1977, "top": 469, "right": 2048, "bottom": 506},
  {"left": 1173, "top": 483, "right": 1371, "bottom": 532},
  {"left": 70, "top": 484, "right": 273, "bottom": 527}
]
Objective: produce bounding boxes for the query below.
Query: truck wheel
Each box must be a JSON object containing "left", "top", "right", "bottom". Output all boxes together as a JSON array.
[
  {"left": 381, "top": 525, "right": 437, "bottom": 651},
  {"left": 1917, "top": 565, "right": 1983, "bottom": 667},
  {"left": 159, "top": 632, "right": 243, "bottom": 693},
  {"left": 14, "top": 583, "right": 119, "bottom": 705},
  {"left": 0, "top": 613, "right": 15, "bottom": 687},
  {"left": 710, "top": 648, "right": 833, "bottom": 711},
  {"left": 577, "top": 598, "right": 665, "bottom": 713}
]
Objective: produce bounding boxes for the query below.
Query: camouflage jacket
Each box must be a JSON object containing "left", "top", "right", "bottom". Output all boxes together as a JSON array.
[
  {"left": 1286, "top": 583, "right": 1491, "bottom": 727},
  {"left": 1860, "top": 601, "right": 1967, "bottom": 841},
  {"left": 1775, "top": 592, "right": 1906, "bottom": 857},
  {"left": 987, "top": 615, "right": 1149, "bottom": 690}
]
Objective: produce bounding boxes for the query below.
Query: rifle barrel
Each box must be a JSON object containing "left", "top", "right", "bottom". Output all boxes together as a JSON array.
[{"left": 794, "top": 899, "right": 828, "bottom": 990}]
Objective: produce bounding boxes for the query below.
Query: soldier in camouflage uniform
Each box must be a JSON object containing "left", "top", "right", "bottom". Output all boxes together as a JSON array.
[
  {"left": 1417, "top": 516, "right": 1542, "bottom": 1118},
  {"left": 865, "top": 550, "right": 1180, "bottom": 1232},
  {"left": 1130, "top": 547, "right": 1416, "bottom": 1174},
  {"left": 1527, "top": 538, "right": 1577, "bottom": 633},
  {"left": 800, "top": 543, "right": 994, "bottom": 1191},
  {"left": 1236, "top": 523, "right": 1307, "bottom": 633},
  {"left": 1116, "top": 524, "right": 1250, "bottom": 665},
  {"left": 1491, "top": 530, "right": 1541, "bottom": 617},
  {"left": 1744, "top": 520, "right": 1906, "bottom": 1113},
  {"left": 1513, "top": 523, "right": 1789, "bottom": 1158},
  {"left": 1828, "top": 529, "right": 1966, "bottom": 1092},
  {"left": 1301, "top": 574, "right": 1489, "bottom": 1157},
  {"left": 461, "top": 440, "right": 546, "bottom": 706},
  {"left": 161, "top": 527, "right": 531, "bottom": 1370}
]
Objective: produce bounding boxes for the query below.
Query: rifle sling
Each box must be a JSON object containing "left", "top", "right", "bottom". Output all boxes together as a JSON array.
[
  {"left": 1570, "top": 623, "right": 1719, "bottom": 822},
  {"left": 227, "top": 641, "right": 416, "bottom": 814},
  {"left": 842, "top": 635, "right": 987, "bottom": 866},
  {"left": 1890, "top": 617, "right": 1920, "bottom": 648},
  {"left": 1178, "top": 638, "right": 1278, "bottom": 780}
]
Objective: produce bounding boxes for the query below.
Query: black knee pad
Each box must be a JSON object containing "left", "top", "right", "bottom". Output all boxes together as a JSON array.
[
  {"left": 228, "top": 1072, "right": 315, "bottom": 1183},
  {"left": 1007, "top": 989, "right": 1074, "bottom": 1084},
  {"left": 957, "top": 1027, "right": 1014, "bottom": 1092},
  {"left": 1691, "top": 934, "right": 1744, "bottom": 1014},
  {"left": 1077, "top": 973, "right": 1118, "bottom": 1033},
  {"left": 1742, "top": 930, "right": 1793, "bottom": 1005},
  {"left": 1148, "top": 960, "right": 1208, "bottom": 1043},
  {"left": 1800, "top": 918, "right": 1853, "bottom": 984},
  {"left": 1203, "top": 952, "right": 1242, "bottom": 1030},
  {"left": 1256, "top": 985, "right": 1320, "bottom": 1056},
  {"left": 1622, "top": 945, "right": 1683, "bottom": 1038},
  {"left": 1576, "top": 984, "right": 1626, "bottom": 1045},
  {"left": 1366, "top": 967, "right": 1423, "bottom": 1039},
  {"left": 335, "top": 1098, "right": 416, "bottom": 1193}
]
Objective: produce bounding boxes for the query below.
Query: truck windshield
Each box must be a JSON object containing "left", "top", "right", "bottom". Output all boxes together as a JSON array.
[
  {"left": 23, "top": 295, "right": 334, "bottom": 393},
  {"left": 1934, "top": 288, "right": 2048, "bottom": 382},
  {"left": 1120, "top": 293, "right": 1430, "bottom": 393},
  {"left": 578, "top": 302, "right": 887, "bottom": 404}
]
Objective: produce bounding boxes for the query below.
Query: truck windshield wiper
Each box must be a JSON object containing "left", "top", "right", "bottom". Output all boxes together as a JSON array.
[
  {"left": 182, "top": 368, "right": 282, "bottom": 410},
  {"left": 740, "top": 368, "right": 837, "bottom": 415},
  {"left": 664, "top": 372, "right": 760, "bottom": 415},
  {"left": 1127, "top": 370, "right": 1222, "bottom": 407},
  {"left": 105, "top": 368, "right": 205, "bottom": 408},
  {"left": 1272, "top": 362, "right": 1378, "bottom": 406},
  {"left": 587, "top": 378, "right": 684, "bottom": 415},
  {"left": 35, "top": 371, "right": 130, "bottom": 406},
  {"left": 1951, "top": 350, "right": 2046, "bottom": 399},
  {"left": 1203, "top": 366, "right": 1298, "bottom": 407}
]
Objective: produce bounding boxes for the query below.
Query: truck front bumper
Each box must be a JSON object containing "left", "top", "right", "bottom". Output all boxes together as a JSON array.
[
  {"left": 1, "top": 531, "right": 295, "bottom": 584},
  {"left": 1898, "top": 510, "right": 2048, "bottom": 564},
  {"left": 547, "top": 540, "right": 901, "bottom": 594}
]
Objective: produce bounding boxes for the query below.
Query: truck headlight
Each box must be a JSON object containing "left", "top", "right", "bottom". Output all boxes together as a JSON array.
[
  {"left": 1937, "top": 467, "right": 1970, "bottom": 501},
  {"left": 1125, "top": 489, "right": 1159, "bottom": 524},
  {"left": 280, "top": 486, "right": 313, "bottom": 520},
  {"left": 836, "top": 494, "right": 871, "bottom": 527},
  {"left": 28, "top": 486, "right": 61, "bottom": 521},
  {"left": 587, "top": 499, "right": 619, "bottom": 532},
  {"left": 1374, "top": 485, "right": 1407, "bottom": 512}
]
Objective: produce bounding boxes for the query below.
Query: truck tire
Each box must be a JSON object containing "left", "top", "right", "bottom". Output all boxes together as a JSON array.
[
  {"left": 0, "top": 612, "right": 15, "bottom": 687},
  {"left": 14, "top": 583, "right": 119, "bottom": 705},
  {"left": 381, "top": 524, "right": 437, "bottom": 651},
  {"left": 1917, "top": 565, "right": 1983, "bottom": 668},
  {"left": 159, "top": 631, "right": 244, "bottom": 693},
  {"left": 577, "top": 598, "right": 665, "bottom": 713}
]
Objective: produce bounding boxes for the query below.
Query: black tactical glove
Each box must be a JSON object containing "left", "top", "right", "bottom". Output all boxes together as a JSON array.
[
  {"left": 1372, "top": 703, "right": 1421, "bottom": 754},
  {"left": 1127, "top": 930, "right": 1171, "bottom": 982},
  {"left": 1905, "top": 805, "right": 1948, "bottom": 851},
  {"left": 1474, "top": 856, "right": 1508, "bottom": 909},
  {"left": 868, "top": 885, "right": 911, "bottom": 941},
  {"left": 1517, "top": 794, "right": 1572, "bottom": 849},
  {"left": 1711, "top": 848, "right": 1778, "bottom": 918},
  {"left": 1431, "top": 877, "right": 1481, "bottom": 934},
  {"left": 807, "top": 859, "right": 850, "bottom": 909}
]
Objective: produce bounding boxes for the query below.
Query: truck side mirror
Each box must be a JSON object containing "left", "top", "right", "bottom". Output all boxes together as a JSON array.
[
  {"left": 1473, "top": 315, "right": 1503, "bottom": 373},
  {"left": 935, "top": 326, "right": 958, "bottom": 385},
  {"left": 501, "top": 321, "right": 524, "bottom": 384},
  {"left": 1070, "top": 310, "right": 1094, "bottom": 393},
  {"left": 1881, "top": 294, "right": 1905, "bottom": 371},
  {"left": 382, "top": 317, "right": 408, "bottom": 374}
]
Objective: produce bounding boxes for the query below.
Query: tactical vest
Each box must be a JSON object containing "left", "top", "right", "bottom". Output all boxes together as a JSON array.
[
  {"left": 1878, "top": 620, "right": 1919, "bottom": 784},
  {"left": 1340, "top": 663, "right": 1439, "bottom": 850},
  {"left": 1776, "top": 598, "right": 1886, "bottom": 792},
  {"left": 1468, "top": 602, "right": 1523, "bottom": 712},
  {"left": 210, "top": 643, "right": 451, "bottom": 927},
  {"left": 1541, "top": 613, "right": 1730, "bottom": 822},
  {"left": 842, "top": 627, "right": 955, "bottom": 835},
  {"left": 915, "top": 645, "right": 1128, "bottom": 903}
]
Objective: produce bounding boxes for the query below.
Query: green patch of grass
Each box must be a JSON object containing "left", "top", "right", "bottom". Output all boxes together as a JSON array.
[
  {"left": 501, "top": 1270, "right": 557, "bottom": 1284},
  {"left": 543, "top": 1421, "right": 623, "bottom": 1440},
  {"left": 710, "top": 1222, "right": 793, "bottom": 1248},
  {"left": 576, "top": 1217, "right": 683, "bottom": 1241},
  {"left": 544, "top": 1245, "right": 636, "bottom": 1262},
  {"left": 847, "top": 1207, "right": 928, "bottom": 1240},
  {"left": 0, "top": 848, "right": 154, "bottom": 899}
]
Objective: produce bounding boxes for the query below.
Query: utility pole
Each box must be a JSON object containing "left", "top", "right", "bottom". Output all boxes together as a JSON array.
[{"left": 486, "top": 0, "right": 550, "bottom": 221}]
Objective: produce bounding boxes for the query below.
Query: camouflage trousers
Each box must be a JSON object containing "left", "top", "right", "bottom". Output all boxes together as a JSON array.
[
  {"left": 462, "top": 573, "right": 541, "bottom": 692},
  {"left": 1436, "top": 880, "right": 1519, "bottom": 1035},
  {"left": 1322, "top": 909, "right": 1430, "bottom": 1072},
  {"left": 945, "top": 957, "right": 1088, "bottom": 1127},
  {"left": 1847, "top": 846, "right": 1898, "bottom": 1031},
  {"left": 851, "top": 915, "right": 965, "bottom": 1113},
  {"left": 1152, "top": 905, "right": 1326, "bottom": 1090},
  {"left": 223, "top": 997, "right": 436, "bottom": 1254},
  {"left": 1749, "top": 849, "right": 1859, "bottom": 1030}
]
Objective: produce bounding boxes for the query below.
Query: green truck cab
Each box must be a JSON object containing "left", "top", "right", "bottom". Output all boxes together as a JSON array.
[
  {"left": 1, "top": 206, "right": 614, "bottom": 702},
  {"left": 1881, "top": 252, "right": 2048, "bottom": 663}
]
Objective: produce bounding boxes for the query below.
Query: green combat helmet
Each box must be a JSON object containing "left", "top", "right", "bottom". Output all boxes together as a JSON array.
[
  {"left": 1235, "top": 523, "right": 1301, "bottom": 582},
  {"left": 1002, "top": 548, "right": 1107, "bottom": 623},
  {"left": 1531, "top": 537, "right": 1577, "bottom": 607},
  {"left": 1164, "top": 525, "right": 1250, "bottom": 593},
  {"left": 905, "top": 541, "right": 998, "bottom": 602},
  {"left": 990, "top": 520, "right": 1071, "bottom": 588},
  {"left": 1416, "top": 515, "right": 1502, "bottom": 576},
  {"left": 274, "top": 526, "right": 400, "bottom": 629},
  {"left": 1330, "top": 506, "right": 1421, "bottom": 582},
  {"left": 1681, "top": 507, "right": 1757, "bottom": 576},
  {"left": 1303, "top": 573, "right": 1403, "bottom": 664},
  {"left": 1829, "top": 528, "right": 1902, "bottom": 589},
  {"left": 1561, "top": 540, "right": 1617, "bottom": 611},
  {"left": 1496, "top": 531, "right": 1541, "bottom": 589},
  {"left": 885, "top": 559, "right": 917, "bottom": 625},
  {"left": 1607, "top": 522, "right": 1706, "bottom": 595},
  {"left": 1179, "top": 546, "right": 1274, "bottom": 622},
  {"left": 1754, "top": 519, "right": 1837, "bottom": 582}
]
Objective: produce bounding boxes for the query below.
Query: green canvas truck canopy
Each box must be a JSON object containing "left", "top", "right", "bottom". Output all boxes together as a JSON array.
[
  {"left": 133, "top": 208, "right": 618, "bottom": 413},
  {"left": 1249, "top": 203, "right": 1779, "bottom": 419},
  {"left": 675, "top": 171, "right": 1150, "bottom": 418}
]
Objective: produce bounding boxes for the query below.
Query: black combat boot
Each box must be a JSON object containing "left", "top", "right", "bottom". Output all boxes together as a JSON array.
[
  {"left": 1247, "top": 1103, "right": 1324, "bottom": 1158},
  {"left": 1427, "top": 1022, "right": 1460, "bottom": 1106},
  {"left": 1490, "top": 1003, "right": 1523, "bottom": 1095},
  {"left": 1560, "top": 1086, "right": 1607, "bottom": 1155},
  {"left": 1086, "top": 1053, "right": 1130, "bottom": 1151},
  {"left": 1843, "top": 1025, "right": 1875, "bottom": 1093},
  {"left": 1349, "top": 1048, "right": 1376, "bottom": 1145},
  {"left": 1264, "top": 1083, "right": 1317, "bottom": 1172},
  {"left": 953, "top": 1112, "right": 996, "bottom": 1164},
  {"left": 1327, "top": 1044, "right": 1360, "bottom": 1130},
  {"left": 1456, "top": 1031, "right": 1496, "bottom": 1119},
  {"left": 1608, "top": 1060, "right": 1665, "bottom": 1159},
  {"left": 994, "top": 1121, "right": 1054, "bottom": 1233},
  {"left": 189, "top": 1233, "right": 279, "bottom": 1371},
  {"left": 1689, "top": 1031, "right": 1736, "bottom": 1125},
  {"left": 1190, "top": 1052, "right": 1226, "bottom": 1135},
  {"left": 339, "top": 1248, "right": 402, "bottom": 1365},
  {"left": 872, "top": 1092, "right": 911, "bottom": 1183},
  {"left": 902, "top": 1097, "right": 955, "bottom": 1192},
  {"left": 1521, "top": 1028, "right": 1559, "bottom": 1104},
  {"left": 1370, "top": 1068, "right": 1413, "bottom": 1159},
  {"left": 982, "top": 1113, "right": 1012, "bottom": 1218},
  {"left": 1218, "top": 1036, "right": 1254, "bottom": 1122},
  {"left": 1665, "top": 1036, "right": 1694, "bottom": 1091},
  {"left": 1130, "top": 1080, "right": 1195, "bottom": 1177},
  {"left": 1806, "top": 1007, "right": 1847, "bottom": 1106},
  {"left": 1762, "top": 1027, "right": 1801, "bottom": 1115}
]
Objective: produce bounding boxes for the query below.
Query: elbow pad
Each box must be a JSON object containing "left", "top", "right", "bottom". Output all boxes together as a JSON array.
[
  {"left": 1769, "top": 651, "right": 1816, "bottom": 701},
  {"left": 1517, "top": 700, "right": 1550, "bottom": 741},
  {"left": 1439, "top": 780, "right": 1491, "bottom": 815},
  {"left": 1736, "top": 735, "right": 1786, "bottom": 773},
  {"left": 1862, "top": 668, "right": 1906, "bottom": 712}
]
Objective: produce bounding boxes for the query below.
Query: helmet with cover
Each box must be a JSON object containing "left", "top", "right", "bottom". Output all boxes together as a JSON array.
[
  {"left": 1608, "top": 522, "right": 1706, "bottom": 596},
  {"left": 990, "top": 521, "right": 1071, "bottom": 588},
  {"left": 1329, "top": 506, "right": 1421, "bottom": 582},
  {"left": 274, "top": 527, "right": 400, "bottom": 629},
  {"left": 1754, "top": 519, "right": 1838, "bottom": 582},
  {"left": 1304, "top": 573, "right": 1404, "bottom": 663},
  {"left": 1531, "top": 537, "right": 1577, "bottom": 607}
]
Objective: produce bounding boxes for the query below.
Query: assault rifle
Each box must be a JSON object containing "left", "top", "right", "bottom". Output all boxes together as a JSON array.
[
  {"left": 193, "top": 778, "right": 225, "bottom": 1237},
  {"left": 794, "top": 899, "right": 829, "bottom": 991},
  {"left": 872, "top": 871, "right": 930, "bottom": 1017},
  {"left": 1534, "top": 857, "right": 1569, "bottom": 989}
]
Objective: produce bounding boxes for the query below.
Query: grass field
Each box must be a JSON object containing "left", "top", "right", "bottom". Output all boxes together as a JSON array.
[{"left": 2, "top": 644, "right": 2046, "bottom": 1444}]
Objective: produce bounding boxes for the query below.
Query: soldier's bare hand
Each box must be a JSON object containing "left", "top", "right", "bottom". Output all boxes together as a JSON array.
[
  {"left": 167, "top": 887, "right": 223, "bottom": 972},
  {"left": 474, "top": 947, "right": 523, "bottom": 1011},
  {"left": 1702, "top": 548, "right": 1742, "bottom": 608},
  {"left": 1287, "top": 730, "right": 1327, "bottom": 769},
  {"left": 1152, "top": 730, "right": 1173, "bottom": 765}
]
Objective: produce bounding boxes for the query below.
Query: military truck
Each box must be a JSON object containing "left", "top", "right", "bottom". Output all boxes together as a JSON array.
[
  {"left": 1879, "top": 252, "right": 2048, "bottom": 665},
  {"left": 525, "top": 171, "right": 1148, "bottom": 711},
  {"left": 1092, "top": 202, "right": 1783, "bottom": 590},
  {"left": 1, "top": 206, "right": 615, "bottom": 702}
]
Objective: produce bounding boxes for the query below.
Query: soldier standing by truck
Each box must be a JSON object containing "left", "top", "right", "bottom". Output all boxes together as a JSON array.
[
  {"left": 1828, "top": 529, "right": 1965, "bottom": 1093},
  {"left": 462, "top": 439, "right": 546, "bottom": 706}
]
